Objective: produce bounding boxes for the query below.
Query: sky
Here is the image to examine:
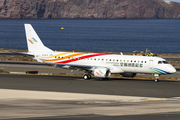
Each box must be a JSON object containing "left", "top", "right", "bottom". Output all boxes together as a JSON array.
[{"left": 164, "top": 0, "right": 180, "bottom": 3}]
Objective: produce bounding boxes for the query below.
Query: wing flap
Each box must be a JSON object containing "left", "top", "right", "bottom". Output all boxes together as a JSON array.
[{"left": 46, "top": 62, "right": 106, "bottom": 71}]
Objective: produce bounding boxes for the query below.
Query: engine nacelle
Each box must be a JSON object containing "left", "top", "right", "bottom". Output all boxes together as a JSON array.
[
  {"left": 94, "top": 68, "right": 111, "bottom": 78},
  {"left": 120, "top": 73, "right": 137, "bottom": 77}
]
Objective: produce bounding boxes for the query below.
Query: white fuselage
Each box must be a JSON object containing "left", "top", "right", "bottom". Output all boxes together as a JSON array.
[{"left": 35, "top": 52, "right": 176, "bottom": 75}]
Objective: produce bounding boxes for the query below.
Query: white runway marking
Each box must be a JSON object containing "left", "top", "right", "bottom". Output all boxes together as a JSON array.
[
  {"left": 0, "top": 89, "right": 180, "bottom": 119},
  {"left": 0, "top": 88, "right": 178, "bottom": 102}
]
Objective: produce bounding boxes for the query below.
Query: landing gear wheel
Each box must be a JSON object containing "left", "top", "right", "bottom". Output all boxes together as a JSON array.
[
  {"left": 88, "top": 74, "right": 91, "bottom": 79},
  {"left": 154, "top": 74, "right": 160, "bottom": 82},
  {"left": 83, "top": 74, "right": 91, "bottom": 80},
  {"left": 83, "top": 74, "right": 88, "bottom": 80},
  {"left": 155, "top": 79, "right": 159, "bottom": 82}
]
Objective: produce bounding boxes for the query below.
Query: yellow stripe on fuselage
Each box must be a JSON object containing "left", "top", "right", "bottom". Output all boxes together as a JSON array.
[
  {"left": 42, "top": 52, "right": 71, "bottom": 58},
  {"left": 40, "top": 53, "right": 87, "bottom": 62}
]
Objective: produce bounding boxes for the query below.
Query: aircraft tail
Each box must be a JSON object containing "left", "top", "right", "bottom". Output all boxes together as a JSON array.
[{"left": 24, "top": 24, "right": 54, "bottom": 53}]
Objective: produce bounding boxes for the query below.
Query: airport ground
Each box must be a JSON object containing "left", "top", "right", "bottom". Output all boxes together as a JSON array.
[{"left": 0, "top": 61, "right": 180, "bottom": 119}]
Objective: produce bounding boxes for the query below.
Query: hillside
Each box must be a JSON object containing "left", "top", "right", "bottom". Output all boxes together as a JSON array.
[{"left": 0, "top": 0, "right": 180, "bottom": 19}]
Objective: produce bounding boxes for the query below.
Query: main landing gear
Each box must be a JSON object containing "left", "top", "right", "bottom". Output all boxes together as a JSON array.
[
  {"left": 154, "top": 74, "right": 160, "bottom": 82},
  {"left": 83, "top": 74, "right": 92, "bottom": 80}
]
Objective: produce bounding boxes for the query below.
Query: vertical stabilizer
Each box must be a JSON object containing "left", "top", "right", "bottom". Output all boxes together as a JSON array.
[{"left": 24, "top": 24, "right": 54, "bottom": 53}]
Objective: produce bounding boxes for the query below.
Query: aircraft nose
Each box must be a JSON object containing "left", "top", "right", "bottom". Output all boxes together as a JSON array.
[{"left": 169, "top": 66, "right": 176, "bottom": 74}]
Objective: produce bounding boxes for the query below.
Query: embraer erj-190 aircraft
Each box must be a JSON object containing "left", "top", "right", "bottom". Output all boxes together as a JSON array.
[{"left": 23, "top": 24, "right": 176, "bottom": 82}]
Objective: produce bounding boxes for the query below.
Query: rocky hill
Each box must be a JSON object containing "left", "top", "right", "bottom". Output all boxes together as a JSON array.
[{"left": 0, "top": 0, "right": 180, "bottom": 19}]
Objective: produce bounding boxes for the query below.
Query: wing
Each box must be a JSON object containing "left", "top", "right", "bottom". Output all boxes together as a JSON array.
[{"left": 46, "top": 62, "right": 106, "bottom": 71}]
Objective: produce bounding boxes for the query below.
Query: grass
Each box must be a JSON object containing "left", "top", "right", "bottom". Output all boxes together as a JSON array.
[{"left": 0, "top": 69, "right": 10, "bottom": 74}]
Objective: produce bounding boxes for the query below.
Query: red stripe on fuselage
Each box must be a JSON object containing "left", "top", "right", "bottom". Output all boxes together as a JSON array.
[{"left": 56, "top": 54, "right": 106, "bottom": 64}]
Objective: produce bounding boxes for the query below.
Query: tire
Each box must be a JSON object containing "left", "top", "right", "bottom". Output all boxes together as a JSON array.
[
  {"left": 83, "top": 74, "right": 88, "bottom": 80},
  {"left": 88, "top": 74, "right": 91, "bottom": 79},
  {"left": 155, "top": 79, "right": 159, "bottom": 82}
]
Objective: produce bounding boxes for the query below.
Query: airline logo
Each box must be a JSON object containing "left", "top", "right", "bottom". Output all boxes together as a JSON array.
[
  {"left": 96, "top": 70, "right": 103, "bottom": 76},
  {"left": 149, "top": 68, "right": 170, "bottom": 74},
  {"left": 28, "top": 37, "right": 37, "bottom": 44}
]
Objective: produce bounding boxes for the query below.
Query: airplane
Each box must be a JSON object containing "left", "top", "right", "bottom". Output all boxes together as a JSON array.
[{"left": 23, "top": 24, "right": 176, "bottom": 82}]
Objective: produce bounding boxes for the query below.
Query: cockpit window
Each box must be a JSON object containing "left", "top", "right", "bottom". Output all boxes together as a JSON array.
[
  {"left": 158, "top": 61, "right": 162, "bottom": 64},
  {"left": 162, "top": 61, "right": 169, "bottom": 64},
  {"left": 158, "top": 61, "right": 169, "bottom": 64}
]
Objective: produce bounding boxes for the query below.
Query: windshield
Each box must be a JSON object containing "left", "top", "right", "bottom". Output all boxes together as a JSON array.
[{"left": 158, "top": 61, "right": 169, "bottom": 64}]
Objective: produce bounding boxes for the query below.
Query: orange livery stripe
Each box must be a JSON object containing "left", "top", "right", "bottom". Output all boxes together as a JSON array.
[
  {"left": 56, "top": 54, "right": 106, "bottom": 64},
  {"left": 41, "top": 53, "right": 86, "bottom": 61}
]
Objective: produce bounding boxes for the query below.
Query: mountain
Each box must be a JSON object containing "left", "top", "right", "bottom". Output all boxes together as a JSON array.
[{"left": 0, "top": 0, "right": 180, "bottom": 19}]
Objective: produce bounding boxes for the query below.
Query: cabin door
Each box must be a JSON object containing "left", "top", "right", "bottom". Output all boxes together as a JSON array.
[{"left": 149, "top": 60, "right": 154, "bottom": 68}]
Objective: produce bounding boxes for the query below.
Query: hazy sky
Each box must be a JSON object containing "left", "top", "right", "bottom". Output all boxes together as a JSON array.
[{"left": 164, "top": 0, "right": 180, "bottom": 3}]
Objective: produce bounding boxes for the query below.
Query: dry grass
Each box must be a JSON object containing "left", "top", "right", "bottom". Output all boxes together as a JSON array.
[
  {"left": 169, "top": 61, "right": 180, "bottom": 67},
  {"left": 0, "top": 55, "right": 35, "bottom": 61},
  {"left": 0, "top": 69, "right": 10, "bottom": 74}
]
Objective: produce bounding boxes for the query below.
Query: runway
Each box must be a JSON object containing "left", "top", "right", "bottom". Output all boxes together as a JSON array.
[
  {"left": 0, "top": 74, "right": 180, "bottom": 119},
  {"left": 0, "top": 74, "right": 180, "bottom": 98},
  {"left": 0, "top": 60, "right": 180, "bottom": 119}
]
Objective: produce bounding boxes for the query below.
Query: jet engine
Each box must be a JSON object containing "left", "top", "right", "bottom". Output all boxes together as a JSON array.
[
  {"left": 120, "top": 73, "right": 137, "bottom": 77},
  {"left": 93, "top": 68, "right": 111, "bottom": 78}
]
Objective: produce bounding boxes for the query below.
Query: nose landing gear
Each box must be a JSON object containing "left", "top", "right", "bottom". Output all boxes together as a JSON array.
[{"left": 154, "top": 74, "right": 160, "bottom": 82}]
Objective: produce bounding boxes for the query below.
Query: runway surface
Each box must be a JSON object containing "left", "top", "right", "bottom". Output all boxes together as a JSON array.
[
  {"left": 0, "top": 74, "right": 180, "bottom": 119},
  {"left": 1, "top": 71, "right": 180, "bottom": 119},
  {"left": 1, "top": 74, "right": 180, "bottom": 98}
]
